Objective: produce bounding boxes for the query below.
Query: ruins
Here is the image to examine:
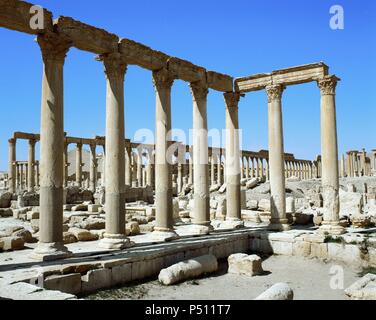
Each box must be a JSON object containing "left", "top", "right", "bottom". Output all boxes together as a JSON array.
[{"left": 0, "top": 0, "right": 375, "bottom": 301}]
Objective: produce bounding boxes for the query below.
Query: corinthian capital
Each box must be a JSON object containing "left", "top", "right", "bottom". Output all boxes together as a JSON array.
[
  {"left": 97, "top": 52, "right": 127, "bottom": 82},
  {"left": 189, "top": 81, "right": 208, "bottom": 101},
  {"left": 37, "top": 32, "right": 72, "bottom": 64},
  {"left": 317, "top": 75, "right": 339, "bottom": 96},
  {"left": 224, "top": 92, "right": 241, "bottom": 109},
  {"left": 152, "top": 68, "right": 174, "bottom": 91},
  {"left": 266, "top": 84, "right": 285, "bottom": 103}
]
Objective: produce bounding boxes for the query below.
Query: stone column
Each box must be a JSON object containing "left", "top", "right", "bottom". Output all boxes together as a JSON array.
[
  {"left": 8, "top": 138, "right": 16, "bottom": 193},
  {"left": 266, "top": 159, "right": 270, "bottom": 181},
  {"left": 136, "top": 148, "right": 143, "bottom": 187},
  {"left": 245, "top": 157, "right": 250, "bottom": 178},
  {"left": 224, "top": 92, "right": 243, "bottom": 228},
  {"left": 31, "top": 33, "right": 72, "bottom": 260},
  {"left": 255, "top": 157, "right": 260, "bottom": 178},
  {"left": 151, "top": 68, "right": 179, "bottom": 241},
  {"left": 15, "top": 164, "right": 19, "bottom": 189},
  {"left": 63, "top": 142, "right": 69, "bottom": 187},
  {"left": 190, "top": 81, "right": 211, "bottom": 234},
  {"left": 125, "top": 146, "right": 131, "bottom": 186},
  {"left": 210, "top": 154, "right": 215, "bottom": 186},
  {"left": 35, "top": 162, "right": 40, "bottom": 187},
  {"left": 340, "top": 154, "right": 346, "bottom": 178},
  {"left": 260, "top": 158, "right": 264, "bottom": 180},
  {"left": 75, "top": 143, "right": 83, "bottom": 187},
  {"left": 27, "top": 139, "right": 36, "bottom": 192},
  {"left": 97, "top": 52, "right": 131, "bottom": 249},
  {"left": 318, "top": 75, "right": 344, "bottom": 235},
  {"left": 217, "top": 153, "right": 222, "bottom": 185},
  {"left": 250, "top": 157, "right": 254, "bottom": 178},
  {"left": 89, "top": 143, "right": 97, "bottom": 192},
  {"left": 20, "top": 163, "right": 24, "bottom": 190},
  {"left": 266, "top": 84, "right": 290, "bottom": 231},
  {"left": 188, "top": 147, "right": 193, "bottom": 185}
]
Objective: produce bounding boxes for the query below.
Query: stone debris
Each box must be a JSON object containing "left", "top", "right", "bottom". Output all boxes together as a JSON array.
[
  {"left": 255, "top": 283, "right": 294, "bottom": 300},
  {"left": 345, "top": 273, "right": 376, "bottom": 300},
  {"left": 228, "top": 253, "right": 264, "bottom": 276},
  {"left": 158, "top": 254, "right": 218, "bottom": 285}
]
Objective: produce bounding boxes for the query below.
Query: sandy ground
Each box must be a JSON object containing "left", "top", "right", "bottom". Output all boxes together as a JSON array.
[{"left": 85, "top": 255, "right": 363, "bottom": 300}]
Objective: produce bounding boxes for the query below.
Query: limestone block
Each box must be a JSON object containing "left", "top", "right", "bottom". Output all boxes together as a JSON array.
[
  {"left": 44, "top": 273, "right": 82, "bottom": 295},
  {"left": 62, "top": 224, "right": 69, "bottom": 232},
  {"left": 327, "top": 243, "right": 363, "bottom": 265},
  {"left": 0, "top": 191, "right": 13, "bottom": 208},
  {"left": 310, "top": 243, "right": 328, "bottom": 259},
  {"left": 258, "top": 199, "right": 271, "bottom": 212},
  {"left": 90, "top": 229, "right": 106, "bottom": 239},
  {"left": 247, "top": 200, "right": 258, "bottom": 210},
  {"left": 292, "top": 240, "right": 311, "bottom": 257},
  {"left": 145, "top": 206, "right": 156, "bottom": 217},
  {"left": 139, "top": 224, "right": 154, "bottom": 233},
  {"left": 168, "top": 57, "right": 206, "bottom": 83},
  {"left": 215, "top": 198, "right": 226, "bottom": 219},
  {"left": 179, "top": 210, "right": 190, "bottom": 218},
  {"left": 246, "top": 178, "right": 258, "bottom": 189},
  {"left": 80, "top": 217, "right": 105, "bottom": 230},
  {"left": 111, "top": 263, "right": 132, "bottom": 286},
  {"left": 0, "top": 208, "right": 12, "bottom": 217},
  {"left": 210, "top": 199, "right": 218, "bottom": 209},
  {"left": 228, "top": 254, "right": 263, "bottom": 276},
  {"left": 158, "top": 254, "right": 218, "bottom": 285},
  {"left": 240, "top": 190, "right": 247, "bottom": 210},
  {"left": 241, "top": 210, "right": 261, "bottom": 223},
  {"left": 12, "top": 228, "right": 34, "bottom": 243},
  {"left": 345, "top": 274, "right": 376, "bottom": 300},
  {"left": 368, "top": 248, "right": 376, "bottom": 267},
  {"left": 125, "top": 221, "right": 140, "bottom": 236},
  {"left": 31, "top": 219, "right": 40, "bottom": 232},
  {"left": 81, "top": 268, "right": 112, "bottom": 293},
  {"left": 88, "top": 204, "right": 101, "bottom": 213},
  {"left": 55, "top": 16, "right": 118, "bottom": 54},
  {"left": 173, "top": 198, "right": 180, "bottom": 219},
  {"left": 270, "top": 241, "right": 293, "bottom": 256},
  {"left": 63, "top": 204, "right": 74, "bottom": 211},
  {"left": 255, "top": 283, "right": 294, "bottom": 300},
  {"left": 206, "top": 71, "right": 233, "bottom": 92},
  {"left": 286, "top": 197, "right": 295, "bottom": 213},
  {"left": 71, "top": 204, "right": 88, "bottom": 212},
  {"left": 68, "top": 227, "right": 98, "bottom": 241},
  {"left": 0, "top": 0, "right": 53, "bottom": 34},
  {"left": 339, "top": 189, "right": 363, "bottom": 218},
  {"left": 63, "top": 232, "right": 78, "bottom": 244},
  {"left": 26, "top": 210, "right": 39, "bottom": 220},
  {"left": 1, "top": 236, "right": 24, "bottom": 251}
]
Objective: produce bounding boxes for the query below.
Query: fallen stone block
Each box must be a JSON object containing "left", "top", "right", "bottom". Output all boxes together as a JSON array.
[
  {"left": 255, "top": 283, "right": 294, "bottom": 300},
  {"left": 0, "top": 208, "right": 12, "bottom": 217},
  {"left": 158, "top": 254, "right": 218, "bottom": 285},
  {"left": 88, "top": 204, "right": 101, "bottom": 213},
  {"left": 26, "top": 210, "right": 39, "bottom": 220},
  {"left": 12, "top": 228, "right": 34, "bottom": 243},
  {"left": 72, "top": 204, "right": 88, "bottom": 212},
  {"left": 228, "top": 253, "right": 263, "bottom": 276},
  {"left": 44, "top": 273, "right": 82, "bottom": 295},
  {"left": 125, "top": 221, "right": 140, "bottom": 236},
  {"left": 68, "top": 227, "right": 99, "bottom": 241},
  {"left": 1, "top": 236, "right": 25, "bottom": 251},
  {"left": 345, "top": 273, "right": 376, "bottom": 300},
  {"left": 218, "top": 183, "right": 227, "bottom": 193},
  {"left": 258, "top": 199, "right": 271, "bottom": 212},
  {"left": 63, "top": 232, "right": 78, "bottom": 244},
  {"left": 246, "top": 178, "right": 258, "bottom": 189}
]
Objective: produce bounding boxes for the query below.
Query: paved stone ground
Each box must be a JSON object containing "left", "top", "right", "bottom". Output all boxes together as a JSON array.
[{"left": 85, "top": 255, "right": 363, "bottom": 300}]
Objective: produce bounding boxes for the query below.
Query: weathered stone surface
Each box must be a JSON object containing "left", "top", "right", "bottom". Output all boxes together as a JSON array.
[
  {"left": 327, "top": 243, "right": 363, "bottom": 265},
  {"left": 44, "top": 273, "right": 82, "bottom": 295},
  {"left": 111, "top": 263, "right": 132, "bottom": 286},
  {"left": 168, "top": 57, "right": 206, "bottom": 83},
  {"left": 72, "top": 204, "right": 88, "bottom": 212},
  {"left": 345, "top": 274, "right": 376, "bottom": 300},
  {"left": 215, "top": 198, "right": 226, "bottom": 220},
  {"left": 158, "top": 254, "right": 218, "bottom": 285},
  {"left": 0, "top": 208, "right": 12, "bottom": 217},
  {"left": 0, "top": 0, "right": 53, "bottom": 35},
  {"left": 12, "top": 228, "right": 34, "bottom": 243},
  {"left": 26, "top": 210, "right": 39, "bottom": 220},
  {"left": 218, "top": 183, "right": 227, "bottom": 193},
  {"left": 246, "top": 178, "right": 258, "bottom": 189},
  {"left": 63, "top": 232, "right": 78, "bottom": 244},
  {"left": 79, "top": 217, "right": 105, "bottom": 230},
  {"left": 1, "top": 236, "right": 24, "bottom": 251},
  {"left": 292, "top": 240, "right": 311, "bottom": 257},
  {"left": 255, "top": 283, "right": 294, "bottom": 300},
  {"left": 206, "top": 71, "right": 233, "bottom": 92},
  {"left": 228, "top": 254, "right": 263, "bottom": 276},
  {"left": 125, "top": 221, "right": 140, "bottom": 236},
  {"left": 0, "top": 192, "right": 12, "bottom": 208},
  {"left": 68, "top": 227, "right": 98, "bottom": 241},
  {"left": 88, "top": 204, "right": 101, "bottom": 213},
  {"left": 247, "top": 200, "right": 258, "bottom": 210},
  {"left": 258, "top": 199, "right": 271, "bottom": 212},
  {"left": 81, "top": 268, "right": 112, "bottom": 293}
]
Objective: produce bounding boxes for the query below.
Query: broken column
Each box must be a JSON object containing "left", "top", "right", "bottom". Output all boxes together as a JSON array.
[
  {"left": 318, "top": 76, "right": 344, "bottom": 235},
  {"left": 8, "top": 138, "right": 16, "bottom": 193},
  {"left": 266, "top": 84, "right": 290, "bottom": 231}
]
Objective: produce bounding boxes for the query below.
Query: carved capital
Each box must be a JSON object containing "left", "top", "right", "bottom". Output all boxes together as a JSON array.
[
  {"left": 189, "top": 81, "right": 208, "bottom": 101},
  {"left": 8, "top": 138, "right": 15, "bottom": 145},
  {"left": 37, "top": 32, "right": 72, "bottom": 64},
  {"left": 97, "top": 52, "right": 127, "bottom": 82},
  {"left": 317, "top": 75, "right": 339, "bottom": 96},
  {"left": 224, "top": 92, "right": 241, "bottom": 109},
  {"left": 266, "top": 84, "right": 285, "bottom": 103},
  {"left": 152, "top": 68, "right": 174, "bottom": 91},
  {"left": 28, "top": 139, "right": 36, "bottom": 147}
]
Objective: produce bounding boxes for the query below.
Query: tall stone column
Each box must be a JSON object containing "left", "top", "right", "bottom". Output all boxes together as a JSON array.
[
  {"left": 318, "top": 76, "right": 344, "bottom": 235},
  {"left": 266, "top": 84, "right": 290, "bottom": 231},
  {"left": 210, "top": 155, "right": 215, "bottom": 186},
  {"left": 125, "top": 146, "right": 131, "bottom": 186},
  {"left": 266, "top": 159, "right": 270, "bottom": 181},
  {"left": 35, "top": 162, "right": 40, "bottom": 188},
  {"left": 101, "top": 147, "right": 106, "bottom": 186},
  {"left": 8, "top": 138, "right": 16, "bottom": 193},
  {"left": 137, "top": 149, "right": 143, "bottom": 187},
  {"left": 250, "top": 157, "right": 254, "bottom": 178},
  {"left": 89, "top": 143, "right": 97, "bottom": 192},
  {"left": 188, "top": 147, "right": 193, "bottom": 185},
  {"left": 63, "top": 142, "right": 69, "bottom": 187},
  {"left": 15, "top": 164, "right": 19, "bottom": 189},
  {"left": 190, "top": 81, "right": 211, "bottom": 234},
  {"left": 151, "top": 68, "right": 179, "bottom": 241},
  {"left": 27, "top": 139, "right": 36, "bottom": 192},
  {"left": 217, "top": 153, "right": 222, "bottom": 185},
  {"left": 98, "top": 52, "right": 131, "bottom": 249},
  {"left": 31, "top": 33, "right": 72, "bottom": 260},
  {"left": 255, "top": 157, "right": 260, "bottom": 178},
  {"left": 224, "top": 92, "right": 243, "bottom": 228},
  {"left": 20, "top": 163, "right": 24, "bottom": 190},
  {"left": 245, "top": 157, "right": 250, "bottom": 178},
  {"left": 75, "top": 142, "right": 83, "bottom": 187}
]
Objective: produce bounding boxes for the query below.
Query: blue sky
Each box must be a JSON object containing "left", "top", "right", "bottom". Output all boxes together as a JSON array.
[{"left": 0, "top": 0, "right": 375, "bottom": 170}]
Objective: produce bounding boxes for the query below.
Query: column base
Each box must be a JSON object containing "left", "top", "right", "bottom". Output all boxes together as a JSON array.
[
  {"left": 30, "top": 242, "right": 72, "bottom": 262},
  {"left": 99, "top": 234, "right": 133, "bottom": 250},
  {"left": 318, "top": 222, "right": 345, "bottom": 235},
  {"left": 219, "top": 218, "right": 244, "bottom": 230},
  {"left": 150, "top": 228, "right": 180, "bottom": 242},
  {"left": 185, "top": 223, "right": 213, "bottom": 236},
  {"left": 268, "top": 218, "right": 291, "bottom": 231}
]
